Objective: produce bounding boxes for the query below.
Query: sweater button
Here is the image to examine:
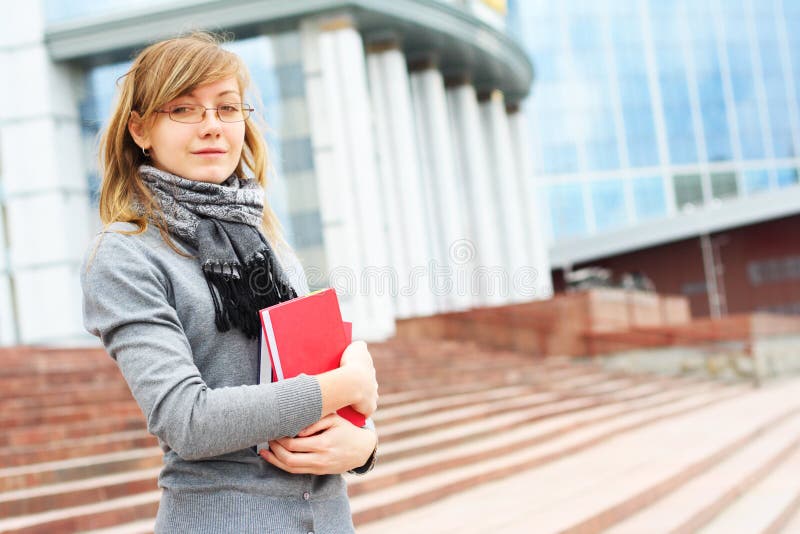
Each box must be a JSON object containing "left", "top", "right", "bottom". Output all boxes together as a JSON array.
[{"left": 303, "top": 492, "right": 310, "bottom": 500}]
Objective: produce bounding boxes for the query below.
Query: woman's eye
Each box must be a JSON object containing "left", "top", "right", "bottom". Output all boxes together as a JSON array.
[
  {"left": 219, "top": 104, "right": 238, "bottom": 112},
  {"left": 171, "top": 106, "right": 194, "bottom": 114}
]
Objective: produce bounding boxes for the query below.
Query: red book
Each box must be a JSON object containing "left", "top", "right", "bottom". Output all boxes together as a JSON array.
[{"left": 258, "top": 288, "right": 366, "bottom": 429}]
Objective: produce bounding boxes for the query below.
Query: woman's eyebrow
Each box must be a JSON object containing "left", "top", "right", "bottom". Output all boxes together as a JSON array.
[{"left": 183, "top": 89, "right": 239, "bottom": 97}]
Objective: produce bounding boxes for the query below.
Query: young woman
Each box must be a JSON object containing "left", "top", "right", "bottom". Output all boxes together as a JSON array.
[{"left": 81, "top": 32, "right": 378, "bottom": 533}]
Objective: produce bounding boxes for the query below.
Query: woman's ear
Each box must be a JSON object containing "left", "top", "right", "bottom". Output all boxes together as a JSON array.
[{"left": 128, "top": 111, "right": 150, "bottom": 150}]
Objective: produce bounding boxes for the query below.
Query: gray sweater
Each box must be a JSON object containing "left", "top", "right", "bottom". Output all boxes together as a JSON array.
[{"left": 81, "top": 222, "right": 355, "bottom": 533}]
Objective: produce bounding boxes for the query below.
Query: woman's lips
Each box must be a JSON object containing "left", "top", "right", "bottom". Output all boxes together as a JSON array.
[{"left": 192, "top": 149, "right": 227, "bottom": 157}]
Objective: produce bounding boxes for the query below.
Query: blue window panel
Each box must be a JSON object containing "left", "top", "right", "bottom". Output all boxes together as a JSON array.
[
  {"left": 591, "top": 180, "right": 628, "bottom": 231},
  {"left": 697, "top": 59, "right": 733, "bottom": 162},
  {"left": 278, "top": 138, "right": 314, "bottom": 174},
  {"left": 777, "top": 168, "right": 799, "bottom": 187},
  {"left": 737, "top": 104, "right": 766, "bottom": 160},
  {"left": 628, "top": 136, "right": 660, "bottom": 168},
  {"left": 585, "top": 140, "right": 620, "bottom": 171},
  {"left": 44, "top": 0, "right": 171, "bottom": 22},
  {"left": 754, "top": 12, "right": 797, "bottom": 159},
  {"left": 744, "top": 170, "right": 771, "bottom": 194},
  {"left": 547, "top": 183, "right": 588, "bottom": 239},
  {"left": 541, "top": 143, "right": 580, "bottom": 175},
  {"left": 289, "top": 211, "right": 324, "bottom": 249},
  {"left": 569, "top": 15, "right": 600, "bottom": 52},
  {"left": 632, "top": 176, "right": 667, "bottom": 220},
  {"left": 663, "top": 105, "right": 698, "bottom": 163}
]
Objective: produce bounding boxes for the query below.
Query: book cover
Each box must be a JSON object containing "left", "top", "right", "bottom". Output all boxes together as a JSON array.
[{"left": 258, "top": 288, "right": 366, "bottom": 429}]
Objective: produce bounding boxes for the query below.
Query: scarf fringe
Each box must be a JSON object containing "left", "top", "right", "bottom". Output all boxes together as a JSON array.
[{"left": 203, "top": 251, "right": 297, "bottom": 339}]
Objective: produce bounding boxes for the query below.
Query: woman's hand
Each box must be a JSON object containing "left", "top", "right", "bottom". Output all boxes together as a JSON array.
[
  {"left": 260, "top": 414, "right": 377, "bottom": 475},
  {"left": 340, "top": 341, "right": 378, "bottom": 418}
]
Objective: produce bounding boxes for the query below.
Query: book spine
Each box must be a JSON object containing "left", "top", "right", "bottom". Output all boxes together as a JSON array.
[{"left": 261, "top": 310, "right": 285, "bottom": 381}]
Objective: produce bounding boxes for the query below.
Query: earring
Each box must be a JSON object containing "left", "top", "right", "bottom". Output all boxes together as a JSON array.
[{"left": 142, "top": 147, "right": 150, "bottom": 158}]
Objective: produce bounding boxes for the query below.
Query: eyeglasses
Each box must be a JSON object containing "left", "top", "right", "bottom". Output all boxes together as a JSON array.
[{"left": 155, "top": 103, "right": 254, "bottom": 124}]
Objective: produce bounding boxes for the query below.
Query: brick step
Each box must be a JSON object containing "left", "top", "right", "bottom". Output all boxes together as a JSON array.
[
  {"left": 0, "top": 430, "right": 157, "bottom": 468},
  {"left": 374, "top": 367, "right": 621, "bottom": 424},
  {"left": 771, "top": 500, "right": 800, "bottom": 534},
  {"left": 347, "top": 384, "right": 741, "bottom": 506},
  {"left": 0, "top": 467, "right": 161, "bottom": 517},
  {"left": 354, "top": 378, "right": 800, "bottom": 532},
  {"left": 375, "top": 364, "right": 598, "bottom": 409},
  {"left": 0, "top": 415, "right": 147, "bottom": 448},
  {"left": 0, "top": 490, "right": 161, "bottom": 534},
  {"left": 376, "top": 375, "right": 662, "bottom": 444},
  {"left": 697, "top": 436, "right": 800, "bottom": 534},
  {"left": 372, "top": 354, "right": 569, "bottom": 377},
  {"left": 374, "top": 384, "right": 545, "bottom": 425},
  {"left": 373, "top": 381, "right": 725, "bottom": 466},
  {"left": 516, "top": 381, "right": 800, "bottom": 533},
  {"left": 81, "top": 517, "right": 156, "bottom": 534},
  {"left": 0, "top": 448, "right": 162, "bottom": 492},
  {"left": 374, "top": 365, "right": 543, "bottom": 394},
  {"left": 0, "top": 349, "right": 109, "bottom": 372},
  {"left": 0, "top": 357, "right": 117, "bottom": 377},
  {"left": 607, "top": 412, "right": 800, "bottom": 533},
  {"left": 0, "top": 400, "right": 142, "bottom": 429},
  {"left": 0, "top": 368, "right": 124, "bottom": 397},
  {"left": 0, "top": 383, "right": 134, "bottom": 411}
]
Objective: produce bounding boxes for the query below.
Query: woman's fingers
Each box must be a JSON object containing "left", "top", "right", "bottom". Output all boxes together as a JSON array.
[
  {"left": 297, "top": 414, "right": 337, "bottom": 437},
  {"left": 259, "top": 447, "right": 314, "bottom": 474},
  {"left": 259, "top": 416, "right": 374, "bottom": 475}
]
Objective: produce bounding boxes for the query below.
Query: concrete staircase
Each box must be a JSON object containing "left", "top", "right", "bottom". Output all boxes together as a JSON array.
[{"left": 1, "top": 342, "right": 799, "bottom": 533}]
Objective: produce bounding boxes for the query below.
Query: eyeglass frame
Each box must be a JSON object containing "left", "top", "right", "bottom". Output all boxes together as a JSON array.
[{"left": 154, "top": 103, "right": 255, "bottom": 124}]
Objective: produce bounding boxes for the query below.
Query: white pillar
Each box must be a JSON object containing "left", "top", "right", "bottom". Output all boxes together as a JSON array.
[
  {"left": 508, "top": 103, "right": 554, "bottom": 300},
  {"left": 300, "top": 15, "right": 395, "bottom": 340},
  {"left": 479, "top": 90, "right": 530, "bottom": 303},
  {"left": 366, "top": 44, "right": 438, "bottom": 319},
  {"left": 409, "top": 65, "right": 472, "bottom": 313},
  {"left": 446, "top": 82, "right": 506, "bottom": 306},
  {"left": 0, "top": 0, "right": 92, "bottom": 345}
]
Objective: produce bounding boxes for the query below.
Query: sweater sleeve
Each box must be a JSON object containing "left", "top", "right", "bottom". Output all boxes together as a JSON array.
[{"left": 80, "top": 231, "right": 323, "bottom": 461}]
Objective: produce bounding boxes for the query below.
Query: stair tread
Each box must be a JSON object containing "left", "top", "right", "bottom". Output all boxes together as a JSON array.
[
  {"left": 608, "top": 412, "right": 800, "bottom": 533},
  {"left": 79, "top": 517, "right": 156, "bottom": 534},
  {"left": 362, "top": 384, "right": 724, "bottom": 475},
  {"left": 521, "top": 382, "right": 800, "bottom": 533},
  {"left": 698, "top": 434, "right": 800, "bottom": 534},
  {"left": 348, "top": 385, "right": 739, "bottom": 506},
  {"left": 352, "top": 383, "right": 797, "bottom": 532},
  {"left": 373, "top": 382, "right": 719, "bottom": 461},
  {"left": 0, "top": 447, "right": 161, "bottom": 479},
  {"left": 0, "top": 490, "right": 161, "bottom": 530},
  {"left": 778, "top": 504, "right": 800, "bottom": 534},
  {"left": 0, "top": 467, "right": 161, "bottom": 503}
]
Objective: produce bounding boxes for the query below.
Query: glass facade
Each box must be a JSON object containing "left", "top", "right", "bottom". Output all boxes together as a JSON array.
[{"left": 511, "top": 0, "right": 800, "bottom": 243}]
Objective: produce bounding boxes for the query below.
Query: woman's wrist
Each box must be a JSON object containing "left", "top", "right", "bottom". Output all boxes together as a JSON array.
[
  {"left": 317, "top": 365, "right": 364, "bottom": 416},
  {"left": 349, "top": 428, "right": 378, "bottom": 475}
]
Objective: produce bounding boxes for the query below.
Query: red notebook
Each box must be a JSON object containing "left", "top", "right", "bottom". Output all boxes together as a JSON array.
[{"left": 258, "top": 288, "right": 366, "bottom": 429}]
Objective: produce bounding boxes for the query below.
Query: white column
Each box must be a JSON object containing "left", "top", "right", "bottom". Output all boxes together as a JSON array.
[
  {"left": 366, "top": 44, "right": 438, "bottom": 319},
  {"left": 409, "top": 66, "right": 472, "bottom": 313},
  {"left": 508, "top": 104, "right": 554, "bottom": 301},
  {"left": 446, "top": 82, "right": 506, "bottom": 307},
  {"left": 479, "top": 90, "right": 529, "bottom": 302},
  {"left": 0, "top": 0, "right": 92, "bottom": 345},
  {"left": 300, "top": 15, "right": 395, "bottom": 340}
]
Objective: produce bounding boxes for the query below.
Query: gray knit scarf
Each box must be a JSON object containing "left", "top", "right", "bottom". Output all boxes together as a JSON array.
[{"left": 138, "top": 164, "right": 297, "bottom": 338}]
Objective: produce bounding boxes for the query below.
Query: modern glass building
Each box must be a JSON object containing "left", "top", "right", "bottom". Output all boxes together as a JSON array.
[
  {"left": 509, "top": 0, "right": 800, "bottom": 316},
  {"left": 514, "top": 0, "right": 800, "bottom": 240},
  {"left": 0, "top": 0, "right": 553, "bottom": 344}
]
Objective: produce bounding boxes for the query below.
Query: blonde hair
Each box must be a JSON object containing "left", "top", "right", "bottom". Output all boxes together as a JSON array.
[{"left": 97, "top": 31, "right": 287, "bottom": 254}]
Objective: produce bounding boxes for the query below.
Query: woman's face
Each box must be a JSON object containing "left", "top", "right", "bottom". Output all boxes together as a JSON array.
[{"left": 130, "top": 77, "right": 246, "bottom": 184}]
